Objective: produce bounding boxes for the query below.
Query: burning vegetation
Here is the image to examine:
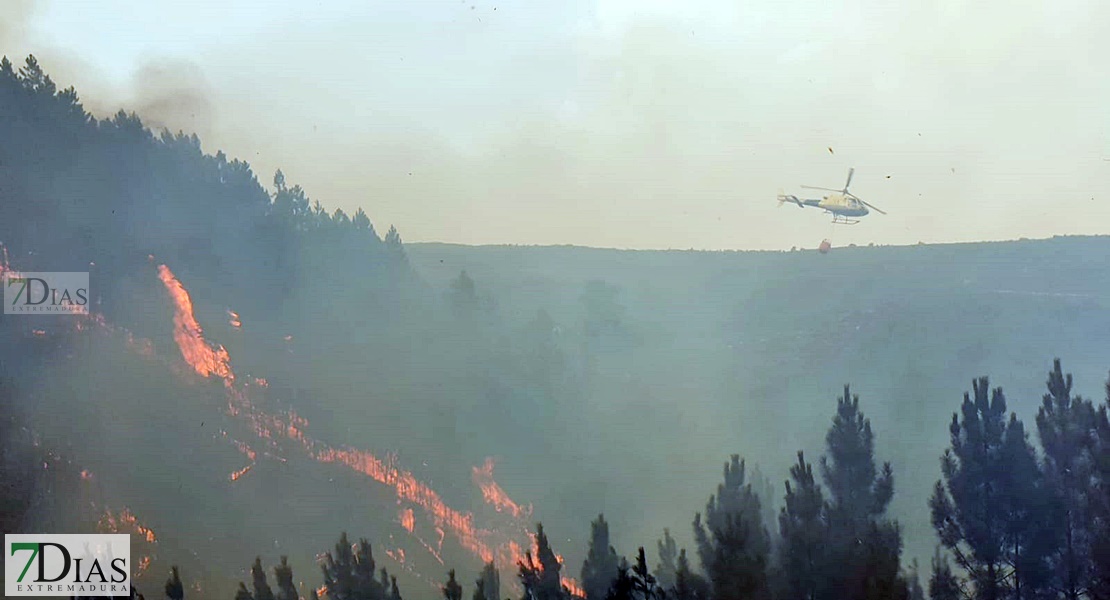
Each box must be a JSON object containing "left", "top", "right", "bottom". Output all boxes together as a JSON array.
[{"left": 154, "top": 262, "right": 584, "bottom": 593}]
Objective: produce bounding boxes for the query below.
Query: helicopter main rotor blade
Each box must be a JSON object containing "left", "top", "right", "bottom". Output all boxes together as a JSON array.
[
  {"left": 800, "top": 185, "right": 842, "bottom": 192},
  {"left": 843, "top": 167, "right": 854, "bottom": 191},
  {"left": 861, "top": 200, "right": 887, "bottom": 215}
]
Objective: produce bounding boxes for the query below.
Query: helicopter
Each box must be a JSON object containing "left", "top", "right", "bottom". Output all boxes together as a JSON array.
[{"left": 777, "top": 168, "right": 886, "bottom": 225}]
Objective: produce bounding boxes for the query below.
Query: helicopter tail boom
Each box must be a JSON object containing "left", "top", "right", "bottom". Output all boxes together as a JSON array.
[{"left": 777, "top": 193, "right": 804, "bottom": 208}]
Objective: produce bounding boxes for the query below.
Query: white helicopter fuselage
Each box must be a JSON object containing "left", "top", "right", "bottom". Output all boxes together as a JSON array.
[{"left": 816, "top": 193, "right": 869, "bottom": 217}]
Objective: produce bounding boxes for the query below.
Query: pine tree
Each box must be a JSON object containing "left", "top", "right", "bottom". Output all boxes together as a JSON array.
[
  {"left": 520, "top": 524, "right": 567, "bottom": 600},
  {"left": 384, "top": 225, "right": 406, "bottom": 262},
  {"left": 694, "top": 455, "right": 771, "bottom": 600},
  {"left": 778, "top": 451, "right": 827, "bottom": 600},
  {"left": 321, "top": 532, "right": 385, "bottom": 600},
  {"left": 322, "top": 532, "right": 357, "bottom": 600},
  {"left": 164, "top": 566, "right": 184, "bottom": 600},
  {"left": 273, "top": 557, "right": 298, "bottom": 600},
  {"left": 19, "top": 55, "right": 55, "bottom": 95},
  {"left": 444, "top": 570, "right": 463, "bottom": 600},
  {"left": 583, "top": 514, "right": 621, "bottom": 600},
  {"left": 931, "top": 377, "right": 1054, "bottom": 600},
  {"left": 389, "top": 575, "right": 402, "bottom": 600},
  {"left": 999, "top": 410, "right": 1056, "bottom": 600},
  {"left": 750, "top": 464, "right": 778, "bottom": 546},
  {"left": 353, "top": 539, "right": 380, "bottom": 599},
  {"left": 448, "top": 270, "right": 480, "bottom": 319},
  {"left": 1036, "top": 359, "right": 1098, "bottom": 600},
  {"left": 251, "top": 557, "right": 277, "bottom": 600},
  {"left": 476, "top": 562, "right": 500, "bottom": 600},
  {"left": 1089, "top": 377, "right": 1110, "bottom": 600},
  {"left": 818, "top": 386, "right": 909, "bottom": 600},
  {"left": 929, "top": 550, "right": 962, "bottom": 600},
  {"left": 606, "top": 557, "right": 634, "bottom": 600},
  {"left": 655, "top": 529, "right": 678, "bottom": 590},
  {"left": 671, "top": 549, "right": 710, "bottom": 600},
  {"left": 352, "top": 208, "right": 375, "bottom": 235},
  {"left": 821, "top": 386, "right": 894, "bottom": 536},
  {"left": 630, "top": 548, "right": 665, "bottom": 600}
]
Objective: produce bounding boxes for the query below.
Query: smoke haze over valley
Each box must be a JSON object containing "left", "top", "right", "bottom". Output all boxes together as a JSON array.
[{"left": 2, "top": 3, "right": 1110, "bottom": 600}]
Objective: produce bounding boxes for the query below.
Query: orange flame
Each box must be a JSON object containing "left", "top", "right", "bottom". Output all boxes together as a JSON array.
[
  {"left": 228, "top": 309, "right": 242, "bottom": 329},
  {"left": 400, "top": 508, "right": 416, "bottom": 533},
  {"left": 530, "top": 538, "right": 584, "bottom": 597},
  {"left": 386, "top": 548, "right": 407, "bottom": 565},
  {"left": 229, "top": 464, "right": 254, "bottom": 482},
  {"left": 231, "top": 439, "right": 258, "bottom": 462},
  {"left": 564, "top": 578, "right": 585, "bottom": 598},
  {"left": 154, "top": 264, "right": 570, "bottom": 586},
  {"left": 98, "top": 507, "right": 158, "bottom": 578},
  {"left": 473, "top": 458, "right": 531, "bottom": 519},
  {"left": 157, "top": 265, "right": 234, "bottom": 381},
  {"left": 99, "top": 508, "right": 157, "bottom": 543}
]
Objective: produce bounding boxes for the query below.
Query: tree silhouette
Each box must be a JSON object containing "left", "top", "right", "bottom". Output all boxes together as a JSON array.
[
  {"left": 820, "top": 386, "right": 907, "bottom": 600},
  {"left": 475, "top": 562, "right": 500, "bottom": 600},
  {"left": 582, "top": 514, "right": 621, "bottom": 600},
  {"left": 1036, "top": 359, "right": 1099, "bottom": 600},
  {"left": 671, "top": 549, "right": 709, "bottom": 600},
  {"left": 655, "top": 529, "right": 678, "bottom": 591},
  {"left": 251, "top": 557, "right": 277, "bottom": 600},
  {"left": 694, "top": 455, "right": 770, "bottom": 600},
  {"left": 273, "top": 556, "right": 298, "bottom": 600},
  {"left": 778, "top": 451, "right": 827, "bottom": 600},
  {"left": 928, "top": 549, "right": 962, "bottom": 600},
  {"left": 1089, "top": 375, "right": 1110, "bottom": 600},
  {"left": 164, "top": 566, "right": 184, "bottom": 600},
  {"left": 444, "top": 570, "right": 463, "bottom": 600},
  {"left": 931, "top": 377, "right": 1054, "bottom": 600},
  {"left": 519, "top": 524, "right": 568, "bottom": 600},
  {"left": 320, "top": 532, "right": 386, "bottom": 600},
  {"left": 448, "top": 270, "right": 480, "bottom": 320}
]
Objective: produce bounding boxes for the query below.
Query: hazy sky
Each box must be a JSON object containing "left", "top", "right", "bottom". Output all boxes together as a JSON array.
[{"left": 3, "top": 0, "right": 1109, "bottom": 250}]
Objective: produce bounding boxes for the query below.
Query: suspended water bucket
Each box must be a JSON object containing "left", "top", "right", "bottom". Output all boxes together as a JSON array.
[{"left": 818, "top": 239, "right": 832, "bottom": 254}]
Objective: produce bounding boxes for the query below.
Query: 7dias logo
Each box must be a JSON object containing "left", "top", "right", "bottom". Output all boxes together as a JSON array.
[
  {"left": 3, "top": 272, "right": 89, "bottom": 315},
  {"left": 5, "top": 534, "right": 131, "bottom": 597}
]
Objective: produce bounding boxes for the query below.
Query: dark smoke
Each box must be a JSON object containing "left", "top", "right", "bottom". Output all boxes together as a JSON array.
[{"left": 125, "top": 59, "right": 215, "bottom": 142}]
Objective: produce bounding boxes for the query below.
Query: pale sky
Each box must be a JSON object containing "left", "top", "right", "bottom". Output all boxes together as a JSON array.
[{"left": 3, "top": 0, "right": 1109, "bottom": 250}]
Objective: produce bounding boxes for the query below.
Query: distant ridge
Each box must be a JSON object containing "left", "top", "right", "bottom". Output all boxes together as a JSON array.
[{"left": 406, "top": 234, "right": 1110, "bottom": 254}]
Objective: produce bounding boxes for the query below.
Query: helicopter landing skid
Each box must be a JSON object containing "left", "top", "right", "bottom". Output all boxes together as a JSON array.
[{"left": 829, "top": 215, "right": 861, "bottom": 225}]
